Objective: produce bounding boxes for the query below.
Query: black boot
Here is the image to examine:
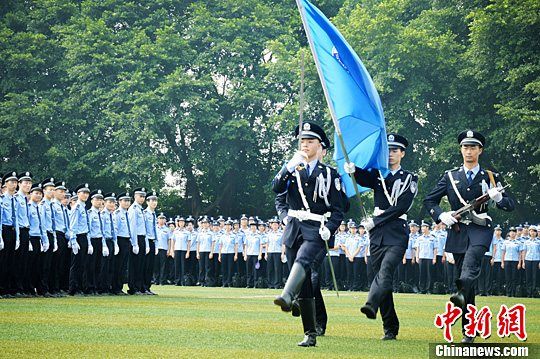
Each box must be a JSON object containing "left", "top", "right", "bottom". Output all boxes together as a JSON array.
[
  {"left": 274, "top": 263, "right": 306, "bottom": 312},
  {"left": 297, "top": 298, "right": 317, "bottom": 347}
]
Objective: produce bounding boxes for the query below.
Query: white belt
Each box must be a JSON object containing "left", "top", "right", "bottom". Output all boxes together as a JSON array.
[
  {"left": 374, "top": 207, "right": 407, "bottom": 221},
  {"left": 288, "top": 210, "right": 330, "bottom": 223}
]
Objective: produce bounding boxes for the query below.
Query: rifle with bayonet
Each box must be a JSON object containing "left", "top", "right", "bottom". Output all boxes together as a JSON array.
[{"left": 451, "top": 184, "right": 511, "bottom": 232}]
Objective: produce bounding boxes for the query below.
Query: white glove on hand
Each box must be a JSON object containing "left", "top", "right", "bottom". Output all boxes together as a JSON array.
[
  {"left": 132, "top": 244, "right": 139, "bottom": 255},
  {"left": 67, "top": 240, "right": 72, "bottom": 249},
  {"left": 488, "top": 187, "right": 503, "bottom": 203},
  {"left": 145, "top": 245, "right": 150, "bottom": 255},
  {"left": 72, "top": 242, "right": 80, "bottom": 255},
  {"left": 283, "top": 216, "right": 289, "bottom": 226},
  {"left": 319, "top": 226, "right": 331, "bottom": 241},
  {"left": 53, "top": 239, "right": 58, "bottom": 252},
  {"left": 42, "top": 241, "right": 50, "bottom": 252},
  {"left": 344, "top": 162, "right": 356, "bottom": 174},
  {"left": 29, "top": 241, "right": 33, "bottom": 252},
  {"left": 155, "top": 247, "right": 159, "bottom": 256},
  {"left": 114, "top": 242, "right": 120, "bottom": 255},
  {"left": 361, "top": 218, "right": 375, "bottom": 232},
  {"left": 102, "top": 246, "right": 109, "bottom": 257},
  {"left": 15, "top": 238, "right": 20, "bottom": 250},
  {"left": 286, "top": 151, "right": 307, "bottom": 173},
  {"left": 439, "top": 211, "right": 458, "bottom": 226},
  {"left": 0, "top": 238, "right": 4, "bottom": 251},
  {"left": 88, "top": 243, "right": 94, "bottom": 255}
]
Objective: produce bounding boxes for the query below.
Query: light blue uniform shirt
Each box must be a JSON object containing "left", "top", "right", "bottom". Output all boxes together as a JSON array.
[
  {"left": 501, "top": 240, "right": 522, "bottom": 262},
  {"left": 355, "top": 235, "right": 368, "bottom": 258},
  {"left": 128, "top": 203, "right": 146, "bottom": 246},
  {"left": 143, "top": 209, "right": 157, "bottom": 241},
  {"left": 415, "top": 235, "right": 436, "bottom": 260},
  {"left": 189, "top": 230, "right": 198, "bottom": 251},
  {"left": 15, "top": 191, "right": 30, "bottom": 228},
  {"left": 330, "top": 232, "right": 346, "bottom": 256},
  {"left": 115, "top": 208, "right": 131, "bottom": 238},
  {"left": 405, "top": 233, "right": 418, "bottom": 259},
  {"left": 220, "top": 232, "right": 237, "bottom": 254},
  {"left": 69, "top": 200, "right": 89, "bottom": 238},
  {"left": 156, "top": 225, "right": 170, "bottom": 250},
  {"left": 102, "top": 210, "right": 117, "bottom": 242},
  {"left": 213, "top": 230, "right": 222, "bottom": 253},
  {"left": 197, "top": 230, "right": 214, "bottom": 252},
  {"left": 87, "top": 207, "right": 104, "bottom": 239},
  {"left": 344, "top": 234, "right": 359, "bottom": 256},
  {"left": 492, "top": 237, "right": 504, "bottom": 262},
  {"left": 266, "top": 230, "right": 283, "bottom": 253},
  {"left": 337, "top": 232, "right": 346, "bottom": 255},
  {"left": 435, "top": 230, "right": 446, "bottom": 256},
  {"left": 1, "top": 192, "right": 17, "bottom": 226},
  {"left": 522, "top": 238, "right": 540, "bottom": 261},
  {"left": 244, "top": 232, "right": 261, "bottom": 256},
  {"left": 28, "top": 201, "right": 48, "bottom": 245},
  {"left": 260, "top": 233, "right": 268, "bottom": 254},
  {"left": 485, "top": 237, "right": 494, "bottom": 256},
  {"left": 235, "top": 229, "right": 246, "bottom": 253},
  {"left": 174, "top": 229, "right": 189, "bottom": 251},
  {"left": 51, "top": 199, "right": 66, "bottom": 233}
]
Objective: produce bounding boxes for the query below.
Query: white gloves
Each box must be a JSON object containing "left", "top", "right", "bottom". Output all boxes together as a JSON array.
[
  {"left": 41, "top": 241, "right": 50, "bottom": 252},
  {"left": 283, "top": 216, "right": 289, "bottom": 226},
  {"left": 0, "top": 238, "right": 4, "bottom": 251},
  {"left": 72, "top": 241, "right": 80, "bottom": 255},
  {"left": 488, "top": 187, "right": 503, "bottom": 203},
  {"left": 361, "top": 217, "right": 375, "bottom": 232},
  {"left": 439, "top": 211, "right": 458, "bottom": 226},
  {"left": 67, "top": 240, "right": 72, "bottom": 249},
  {"left": 155, "top": 247, "right": 159, "bottom": 256},
  {"left": 29, "top": 241, "right": 33, "bottom": 252},
  {"left": 319, "top": 226, "right": 331, "bottom": 241},
  {"left": 114, "top": 242, "right": 119, "bottom": 256},
  {"left": 88, "top": 243, "right": 94, "bottom": 255},
  {"left": 15, "top": 238, "right": 20, "bottom": 250},
  {"left": 53, "top": 238, "right": 58, "bottom": 252},
  {"left": 132, "top": 244, "right": 139, "bottom": 255},
  {"left": 145, "top": 245, "right": 150, "bottom": 255},
  {"left": 286, "top": 151, "right": 307, "bottom": 173},
  {"left": 344, "top": 162, "right": 356, "bottom": 174},
  {"left": 102, "top": 245, "right": 110, "bottom": 257}
]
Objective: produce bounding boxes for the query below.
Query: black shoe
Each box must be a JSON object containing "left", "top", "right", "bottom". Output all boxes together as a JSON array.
[
  {"left": 381, "top": 333, "right": 397, "bottom": 340},
  {"left": 316, "top": 325, "right": 326, "bottom": 336},
  {"left": 115, "top": 291, "right": 128, "bottom": 296},
  {"left": 450, "top": 292, "right": 465, "bottom": 308},
  {"left": 361, "top": 304, "right": 376, "bottom": 319},
  {"left": 297, "top": 334, "right": 316, "bottom": 347},
  {"left": 291, "top": 300, "right": 301, "bottom": 317},
  {"left": 461, "top": 336, "right": 475, "bottom": 343}
]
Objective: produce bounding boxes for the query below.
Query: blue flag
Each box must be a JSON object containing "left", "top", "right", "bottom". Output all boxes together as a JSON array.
[{"left": 298, "top": 0, "right": 388, "bottom": 197}]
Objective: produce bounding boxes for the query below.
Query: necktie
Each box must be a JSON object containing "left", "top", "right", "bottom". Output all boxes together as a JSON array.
[
  {"left": 306, "top": 164, "right": 311, "bottom": 176},
  {"left": 125, "top": 211, "right": 131, "bottom": 237},
  {"left": 109, "top": 212, "right": 115, "bottom": 238},
  {"left": 36, "top": 204, "right": 44, "bottom": 238},
  {"left": 11, "top": 197, "right": 16, "bottom": 226},
  {"left": 50, "top": 202, "right": 56, "bottom": 232},
  {"left": 62, "top": 206, "right": 68, "bottom": 230},
  {"left": 152, "top": 212, "right": 157, "bottom": 239},
  {"left": 466, "top": 170, "right": 474, "bottom": 185},
  {"left": 84, "top": 208, "right": 90, "bottom": 233},
  {"left": 98, "top": 211, "right": 104, "bottom": 237}
]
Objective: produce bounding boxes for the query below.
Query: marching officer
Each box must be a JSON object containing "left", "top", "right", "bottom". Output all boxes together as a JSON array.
[
  {"left": 272, "top": 122, "right": 346, "bottom": 347},
  {"left": 347, "top": 133, "right": 418, "bottom": 341},
  {"left": 424, "top": 130, "right": 515, "bottom": 343}
]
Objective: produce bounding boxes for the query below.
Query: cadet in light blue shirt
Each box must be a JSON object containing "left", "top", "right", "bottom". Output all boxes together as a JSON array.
[
  {"left": 111, "top": 191, "right": 131, "bottom": 295},
  {"left": 522, "top": 226, "right": 539, "bottom": 297},
  {"left": 87, "top": 189, "right": 106, "bottom": 294},
  {"left": 27, "top": 184, "right": 49, "bottom": 295},
  {"left": 501, "top": 228, "right": 522, "bottom": 297},
  {"left": 155, "top": 214, "right": 171, "bottom": 286},
  {"left": 243, "top": 223, "right": 262, "bottom": 288},
  {"left": 99, "top": 192, "right": 118, "bottom": 294},
  {"left": 414, "top": 222, "right": 437, "bottom": 293},
  {"left": 142, "top": 191, "right": 159, "bottom": 294},
  {"left": 68, "top": 183, "right": 91, "bottom": 296},
  {"left": 196, "top": 218, "right": 215, "bottom": 286},
  {"left": 266, "top": 218, "right": 283, "bottom": 289},
  {"left": 218, "top": 220, "right": 237, "bottom": 287},
  {"left": 490, "top": 226, "right": 505, "bottom": 295},
  {"left": 127, "top": 187, "right": 147, "bottom": 295},
  {"left": 2, "top": 172, "right": 21, "bottom": 270}
]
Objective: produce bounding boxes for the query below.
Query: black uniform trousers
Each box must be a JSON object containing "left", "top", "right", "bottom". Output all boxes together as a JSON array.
[
  {"left": 285, "top": 233, "right": 325, "bottom": 299},
  {"left": 477, "top": 255, "right": 492, "bottom": 295},
  {"left": 39, "top": 232, "right": 55, "bottom": 294},
  {"left": 128, "top": 235, "right": 146, "bottom": 293},
  {"left": 174, "top": 250, "right": 184, "bottom": 285},
  {"left": 157, "top": 248, "right": 168, "bottom": 285},
  {"left": 54, "top": 231, "right": 70, "bottom": 292},
  {"left": 143, "top": 239, "right": 156, "bottom": 291},
  {"left": 198, "top": 252, "right": 211, "bottom": 286},
  {"left": 418, "top": 258, "right": 432, "bottom": 293},
  {"left": 327, "top": 256, "right": 339, "bottom": 289},
  {"left": 366, "top": 256, "right": 375, "bottom": 288},
  {"left": 99, "top": 238, "right": 114, "bottom": 293},
  {"left": 87, "top": 237, "right": 103, "bottom": 293},
  {"left": 524, "top": 260, "right": 539, "bottom": 297},
  {"left": 504, "top": 261, "right": 519, "bottom": 297},
  {"left": 445, "top": 261, "right": 457, "bottom": 293},
  {"left": 27, "top": 236, "right": 42, "bottom": 294},
  {"left": 491, "top": 262, "right": 504, "bottom": 294},
  {"left": 112, "top": 236, "right": 130, "bottom": 293},
  {"left": 398, "top": 258, "right": 415, "bottom": 287},
  {"left": 311, "top": 247, "right": 328, "bottom": 331},
  {"left": 365, "top": 243, "right": 405, "bottom": 336},
  {"left": 221, "top": 253, "right": 235, "bottom": 286},
  {"left": 453, "top": 244, "right": 488, "bottom": 333},
  {"left": 0, "top": 226, "right": 17, "bottom": 295},
  {"left": 15, "top": 227, "right": 30, "bottom": 293},
  {"left": 267, "top": 252, "right": 282, "bottom": 289},
  {"left": 245, "top": 255, "right": 259, "bottom": 288},
  {"left": 186, "top": 250, "right": 197, "bottom": 283},
  {"left": 236, "top": 252, "right": 246, "bottom": 284},
  {"left": 69, "top": 234, "right": 89, "bottom": 294}
]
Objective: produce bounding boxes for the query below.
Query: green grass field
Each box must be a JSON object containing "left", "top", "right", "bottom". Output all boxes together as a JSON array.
[{"left": 0, "top": 287, "right": 538, "bottom": 358}]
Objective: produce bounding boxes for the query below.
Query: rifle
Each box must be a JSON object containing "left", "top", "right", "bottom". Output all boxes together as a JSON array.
[{"left": 451, "top": 184, "right": 510, "bottom": 232}]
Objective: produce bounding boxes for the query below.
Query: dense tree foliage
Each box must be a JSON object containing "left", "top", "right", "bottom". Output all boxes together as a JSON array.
[{"left": 1, "top": 0, "right": 537, "bottom": 224}]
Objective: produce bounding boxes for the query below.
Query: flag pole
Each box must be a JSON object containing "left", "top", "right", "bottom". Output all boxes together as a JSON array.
[{"left": 295, "top": 0, "right": 368, "bottom": 219}]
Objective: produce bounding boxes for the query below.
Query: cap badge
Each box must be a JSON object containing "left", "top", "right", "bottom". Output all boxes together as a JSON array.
[
  {"left": 388, "top": 134, "right": 395, "bottom": 141},
  {"left": 303, "top": 123, "right": 311, "bottom": 131},
  {"left": 467, "top": 130, "right": 473, "bottom": 138}
]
